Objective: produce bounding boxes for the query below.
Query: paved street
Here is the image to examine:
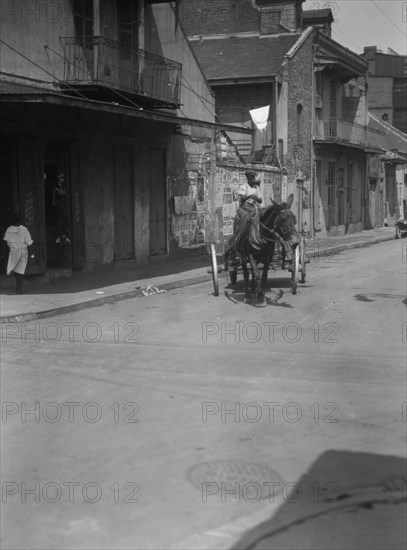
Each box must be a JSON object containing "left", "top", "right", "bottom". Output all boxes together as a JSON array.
[{"left": 1, "top": 240, "right": 406, "bottom": 549}]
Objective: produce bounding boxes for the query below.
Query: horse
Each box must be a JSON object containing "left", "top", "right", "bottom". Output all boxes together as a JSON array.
[{"left": 226, "top": 194, "right": 300, "bottom": 306}]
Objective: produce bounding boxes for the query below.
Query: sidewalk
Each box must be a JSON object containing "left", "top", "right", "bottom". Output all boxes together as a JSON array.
[{"left": 0, "top": 227, "right": 396, "bottom": 323}]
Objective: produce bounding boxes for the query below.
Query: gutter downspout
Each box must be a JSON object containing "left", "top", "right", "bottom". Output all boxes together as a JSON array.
[
  {"left": 274, "top": 78, "right": 284, "bottom": 193},
  {"left": 310, "top": 44, "right": 315, "bottom": 238}
]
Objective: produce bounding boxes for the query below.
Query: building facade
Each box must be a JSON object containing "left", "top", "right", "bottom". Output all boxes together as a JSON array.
[
  {"left": 0, "top": 0, "right": 253, "bottom": 280},
  {"left": 180, "top": 0, "right": 388, "bottom": 237},
  {"left": 361, "top": 46, "right": 407, "bottom": 134}
]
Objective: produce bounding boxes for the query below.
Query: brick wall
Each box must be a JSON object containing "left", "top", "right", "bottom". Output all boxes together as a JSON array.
[
  {"left": 260, "top": 2, "right": 298, "bottom": 34},
  {"left": 366, "top": 76, "right": 393, "bottom": 113},
  {"left": 284, "top": 32, "right": 313, "bottom": 185},
  {"left": 180, "top": 0, "right": 260, "bottom": 37},
  {"left": 280, "top": 31, "right": 314, "bottom": 233},
  {"left": 180, "top": 0, "right": 303, "bottom": 37}
]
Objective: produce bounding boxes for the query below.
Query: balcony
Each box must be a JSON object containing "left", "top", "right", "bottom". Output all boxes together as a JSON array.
[
  {"left": 314, "top": 118, "right": 386, "bottom": 151},
  {"left": 60, "top": 36, "right": 182, "bottom": 108}
]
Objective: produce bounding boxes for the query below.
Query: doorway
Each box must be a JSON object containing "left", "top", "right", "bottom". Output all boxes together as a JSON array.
[
  {"left": 368, "top": 178, "right": 377, "bottom": 228},
  {"left": 149, "top": 149, "right": 167, "bottom": 256},
  {"left": 43, "top": 143, "right": 71, "bottom": 267},
  {"left": 114, "top": 145, "right": 134, "bottom": 261}
]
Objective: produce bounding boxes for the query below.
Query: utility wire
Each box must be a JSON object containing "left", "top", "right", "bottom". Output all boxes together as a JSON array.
[
  {"left": 1, "top": 38, "right": 252, "bottom": 132},
  {"left": 333, "top": 27, "right": 364, "bottom": 53},
  {"left": 0, "top": 39, "right": 89, "bottom": 100},
  {"left": 370, "top": 0, "right": 407, "bottom": 36},
  {"left": 0, "top": 39, "right": 91, "bottom": 99},
  {"left": 44, "top": 44, "right": 144, "bottom": 109}
]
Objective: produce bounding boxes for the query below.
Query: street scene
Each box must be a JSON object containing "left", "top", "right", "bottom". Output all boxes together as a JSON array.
[
  {"left": 1, "top": 0, "right": 407, "bottom": 549},
  {"left": 1, "top": 240, "right": 406, "bottom": 549}
]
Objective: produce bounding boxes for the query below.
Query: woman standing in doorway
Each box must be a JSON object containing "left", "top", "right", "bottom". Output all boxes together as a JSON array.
[{"left": 3, "top": 213, "right": 34, "bottom": 294}]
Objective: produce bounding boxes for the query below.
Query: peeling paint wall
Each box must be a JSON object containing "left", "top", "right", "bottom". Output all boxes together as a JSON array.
[
  {"left": 213, "top": 163, "right": 282, "bottom": 252},
  {"left": 167, "top": 127, "right": 216, "bottom": 252}
]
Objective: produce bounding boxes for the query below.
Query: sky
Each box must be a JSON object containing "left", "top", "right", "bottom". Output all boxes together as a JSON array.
[{"left": 303, "top": 0, "right": 407, "bottom": 55}]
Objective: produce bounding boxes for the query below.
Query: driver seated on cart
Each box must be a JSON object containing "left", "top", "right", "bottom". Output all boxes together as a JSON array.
[{"left": 233, "top": 170, "right": 264, "bottom": 249}]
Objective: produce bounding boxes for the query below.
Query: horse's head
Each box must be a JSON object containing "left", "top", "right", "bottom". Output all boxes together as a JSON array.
[{"left": 270, "top": 194, "right": 300, "bottom": 249}]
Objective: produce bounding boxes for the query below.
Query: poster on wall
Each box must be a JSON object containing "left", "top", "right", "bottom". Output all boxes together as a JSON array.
[
  {"left": 222, "top": 202, "right": 236, "bottom": 218},
  {"left": 197, "top": 176, "right": 205, "bottom": 211},
  {"left": 197, "top": 212, "right": 205, "bottom": 244},
  {"left": 189, "top": 212, "right": 197, "bottom": 244},
  {"left": 172, "top": 211, "right": 206, "bottom": 248},
  {"left": 222, "top": 217, "right": 234, "bottom": 236},
  {"left": 281, "top": 175, "right": 288, "bottom": 202}
]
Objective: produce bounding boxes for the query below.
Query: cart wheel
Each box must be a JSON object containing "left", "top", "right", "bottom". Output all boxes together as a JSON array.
[
  {"left": 299, "top": 237, "right": 306, "bottom": 284},
  {"left": 229, "top": 269, "right": 238, "bottom": 285},
  {"left": 291, "top": 245, "right": 299, "bottom": 295},
  {"left": 210, "top": 243, "right": 219, "bottom": 296}
]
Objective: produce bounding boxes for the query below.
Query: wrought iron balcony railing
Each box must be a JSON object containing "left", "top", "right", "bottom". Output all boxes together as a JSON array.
[
  {"left": 61, "top": 36, "right": 182, "bottom": 107},
  {"left": 314, "top": 118, "right": 386, "bottom": 150}
]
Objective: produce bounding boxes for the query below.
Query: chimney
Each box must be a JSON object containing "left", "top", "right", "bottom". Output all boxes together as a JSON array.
[{"left": 258, "top": 1, "right": 303, "bottom": 34}]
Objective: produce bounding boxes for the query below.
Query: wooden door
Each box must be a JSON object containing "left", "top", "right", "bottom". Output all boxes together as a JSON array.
[
  {"left": 338, "top": 168, "right": 345, "bottom": 225},
  {"left": 368, "top": 179, "right": 377, "bottom": 229},
  {"left": 68, "top": 144, "right": 84, "bottom": 268},
  {"left": 114, "top": 145, "right": 134, "bottom": 260},
  {"left": 149, "top": 149, "right": 166, "bottom": 255}
]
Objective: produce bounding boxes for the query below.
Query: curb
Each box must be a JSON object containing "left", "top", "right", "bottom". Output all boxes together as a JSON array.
[
  {"left": 304, "top": 234, "right": 395, "bottom": 260},
  {"left": 0, "top": 271, "right": 223, "bottom": 324},
  {"left": 0, "top": 233, "right": 396, "bottom": 324}
]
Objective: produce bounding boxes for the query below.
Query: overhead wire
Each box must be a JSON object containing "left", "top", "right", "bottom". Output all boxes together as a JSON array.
[
  {"left": 0, "top": 39, "right": 254, "bottom": 136},
  {"left": 1, "top": 39, "right": 192, "bottom": 119},
  {"left": 0, "top": 39, "right": 90, "bottom": 100},
  {"left": 370, "top": 0, "right": 407, "bottom": 36}
]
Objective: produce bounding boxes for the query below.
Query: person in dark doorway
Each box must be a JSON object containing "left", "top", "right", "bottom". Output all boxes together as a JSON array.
[
  {"left": 52, "top": 171, "right": 66, "bottom": 232},
  {"left": 52, "top": 172, "right": 71, "bottom": 265},
  {"left": 3, "top": 213, "right": 34, "bottom": 294}
]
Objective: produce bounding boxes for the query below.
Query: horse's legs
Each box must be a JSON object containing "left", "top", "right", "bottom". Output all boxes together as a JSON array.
[
  {"left": 241, "top": 261, "right": 251, "bottom": 302},
  {"left": 248, "top": 253, "right": 265, "bottom": 304},
  {"left": 261, "top": 252, "right": 269, "bottom": 290},
  {"left": 250, "top": 265, "right": 256, "bottom": 292}
]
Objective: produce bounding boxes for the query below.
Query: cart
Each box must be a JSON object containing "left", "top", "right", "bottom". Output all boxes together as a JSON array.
[
  {"left": 225, "top": 235, "right": 308, "bottom": 295},
  {"left": 207, "top": 242, "right": 219, "bottom": 296},
  {"left": 395, "top": 219, "right": 407, "bottom": 239}
]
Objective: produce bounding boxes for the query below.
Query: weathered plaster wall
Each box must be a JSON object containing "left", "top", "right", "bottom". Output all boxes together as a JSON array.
[
  {"left": 0, "top": 0, "right": 75, "bottom": 82},
  {"left": 147, "top": 3, "right": 216, "bottom": 122},
  {"left": 213, "top": 162, "right": 281, "bottom": 251},
  {"left": 283, "top": 30, "right": 314, "bottom": 234},
  {"left": 166, "top": 127, "right": 216, "bottom": 252}
]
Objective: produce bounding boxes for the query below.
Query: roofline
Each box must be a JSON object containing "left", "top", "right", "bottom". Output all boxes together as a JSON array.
[
  {"left": 167, "top": 2, "right": 215, "bottom": 105},
  {"left": 189, "top": 31, "right": 302, "bottom": 42},
  {"left": 368, "top": 112, "right": 407, "bottom": 142},
  {"left": 188, "top": 32, "right": 261, "bottom": 41},
  {"left": 302, "top": 9, "right": 334, "bottom": 24},
  {"left": 208, "top": 76, "right": 277, "bottom": 85},
  {"left": 0, "top": 93, "right": 254, "bottom": 134},
  {"left": 284, "top": 27, "right": 313, "bottom": 59},
  {"left": 316, "top": 31, "right": 368, "bottom": 72},
  {"left": 362, "top": 50, "right": 407, "bottom": 60}
]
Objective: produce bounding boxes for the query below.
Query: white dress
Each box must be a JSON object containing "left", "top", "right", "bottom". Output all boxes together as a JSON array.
[{"left": 3, "top": 225, "right": 33, "bottom": 275}]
